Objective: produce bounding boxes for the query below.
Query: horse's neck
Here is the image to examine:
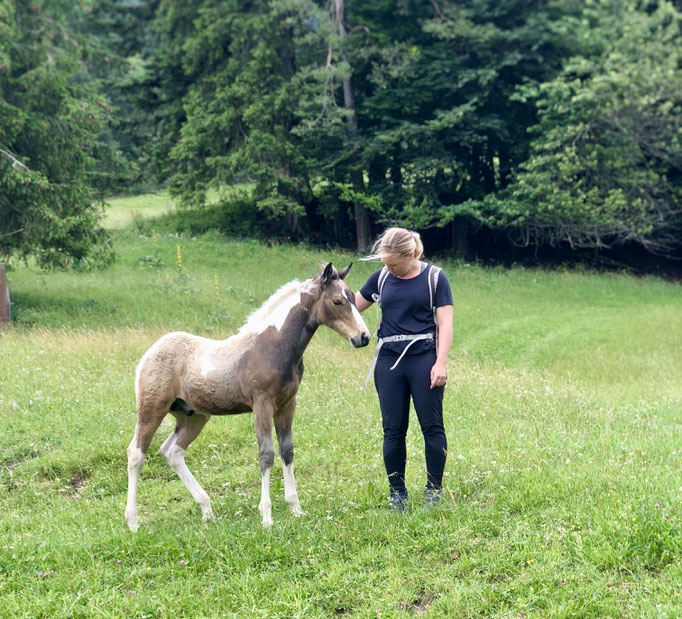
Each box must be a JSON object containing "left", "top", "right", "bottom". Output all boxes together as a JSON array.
[
  {"left": 239, "top": 290, "right": 318, "bottom": 366},
  {"left": 274, "top": 301, "right": 318, "bottom": 365}
]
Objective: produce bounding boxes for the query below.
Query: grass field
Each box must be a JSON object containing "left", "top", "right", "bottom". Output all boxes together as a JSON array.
[{"left": 1, "top": 195, "right": 681, "bottom": 617}]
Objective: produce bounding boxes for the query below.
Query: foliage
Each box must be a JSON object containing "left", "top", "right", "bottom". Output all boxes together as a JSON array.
[
  {"left": 160, "top": 1, "right": 309, "bottom": 220},
  {"left": 5, "top": 0, "right": 682, "bottom": 264},
  {"left": 339, "top": 0, "right": 575, "bottom": 224},
  {"left": 123, "top": 0, "right": 581, "bottom": 251},
  {"left": 0, "top": 0, "right": 114, "bottom": 268},
  {"left": 471, "top": 1, "right": 682, "bottom": 254}
]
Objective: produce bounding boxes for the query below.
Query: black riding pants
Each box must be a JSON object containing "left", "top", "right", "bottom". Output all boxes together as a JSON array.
[{"left": 374, "top": 350, "right": 447, "bottom": 493}]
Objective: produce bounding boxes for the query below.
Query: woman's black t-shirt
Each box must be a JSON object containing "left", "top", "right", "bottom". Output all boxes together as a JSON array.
[{"left": 359, "top": 263, "right": 453, "bottom": 356}]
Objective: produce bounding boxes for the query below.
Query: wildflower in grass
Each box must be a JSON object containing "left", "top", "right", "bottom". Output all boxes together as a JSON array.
[
  {"left": 655, "top": 504, "right": 660, "bottom": 509},
  {"left": 38, "top": 570, "right": 54, "bottom": 578},
  {"left": 176, "top": 245, "right": 183, "bottom": 271},
  {"left": 179, "top": 560, "right": 186, "bottom": 565},
  {"left": 214, "top": 275, "right": 219, "bottom": 297},
  {"left": 152, "top": 230, "right": 157, "bottom": 246}
]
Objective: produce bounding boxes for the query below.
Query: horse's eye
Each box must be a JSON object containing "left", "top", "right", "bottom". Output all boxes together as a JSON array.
[{"left": 332, "top": 299, "right": 343, "bottom": 306}]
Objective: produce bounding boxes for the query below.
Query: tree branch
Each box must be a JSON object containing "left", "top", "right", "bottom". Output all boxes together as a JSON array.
[
  {"left": 430, "top": 0, "right": 450, "bottom": 21},
  {"left": 0, "top": 228, "right": 25, "bottom": 238},
  {"left": 0, "top": 148, "right": 30, "bottom": 171}
]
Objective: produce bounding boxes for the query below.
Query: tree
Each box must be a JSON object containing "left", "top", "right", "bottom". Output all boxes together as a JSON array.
[
  {"left": 0, "top": 0, "right": 114, "bottom": 268},
  {"left": 159, "top": 1, "right": 310, "bottom": 234},
  {"left": 473, "top": 0, "right": 682, "bottom": 255},
  {"left": 295, "top": 0, "right": 577, "bottom": 255},
  {"left": 78, "top": 0, "right": 158, "bottom": 191}
]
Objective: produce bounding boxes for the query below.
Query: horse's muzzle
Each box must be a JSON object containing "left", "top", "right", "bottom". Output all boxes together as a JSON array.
[{"left": 351, "top": 332, "right": 371, "bottom": 348}]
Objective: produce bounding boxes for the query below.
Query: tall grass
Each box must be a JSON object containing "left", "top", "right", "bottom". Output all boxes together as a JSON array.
[{"left": 1, "top": 195, "right": 681, "bottom": 617}]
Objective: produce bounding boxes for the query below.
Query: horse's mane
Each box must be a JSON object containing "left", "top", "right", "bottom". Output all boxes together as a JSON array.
[{"left": 238, "top": 279, "right": 308, "bottom": 335}]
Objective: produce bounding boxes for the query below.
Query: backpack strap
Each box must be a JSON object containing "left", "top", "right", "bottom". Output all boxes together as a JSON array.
[
  {"left": 427, "top": 265, "right": 441, "bottom": 311},
  {"left": 369, "top": 266, "right": 389, "bottom": 337},
  {"left": 427, "top": 265, "right": 442, "bottom": 350},
  {"left": 371, "top": 266, "right": 389, "bottom": 305}
]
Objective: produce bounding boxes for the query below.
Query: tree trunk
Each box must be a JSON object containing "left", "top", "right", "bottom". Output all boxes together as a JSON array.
[
  {"left": 334, "top": 0, "right": 371, "bottom": 252},
  {"left": 450, "top": 217, "right": 469, "bottom": 259}
]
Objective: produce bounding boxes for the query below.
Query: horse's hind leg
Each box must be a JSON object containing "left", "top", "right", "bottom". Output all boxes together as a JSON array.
[
  {"left": 275, "top": 398, "right": 303, "bottom": 516},
  {"left": 125, "top": 403, "right": 167, "bottom": 532},
  {"left": 160, "top": 412, "right": 213, "bottom": 521}
]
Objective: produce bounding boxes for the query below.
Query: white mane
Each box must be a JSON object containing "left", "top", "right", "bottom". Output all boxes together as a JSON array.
[{"left": 238, "top": 279, "right": 314, "bottom": 335}]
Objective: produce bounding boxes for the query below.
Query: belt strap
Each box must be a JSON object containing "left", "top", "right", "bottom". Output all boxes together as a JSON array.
[{"left": 364, "top": 333, "right": 434, "bottom": 389}]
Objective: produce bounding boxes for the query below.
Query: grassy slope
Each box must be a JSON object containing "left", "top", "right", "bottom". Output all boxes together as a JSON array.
[{"left": 1, "top": 195, "right": 681, "bottom": 617}]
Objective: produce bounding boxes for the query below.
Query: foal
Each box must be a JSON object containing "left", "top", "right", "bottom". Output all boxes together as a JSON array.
[{"left": 125, "top": 263, "right": 370, "bottom": 530}]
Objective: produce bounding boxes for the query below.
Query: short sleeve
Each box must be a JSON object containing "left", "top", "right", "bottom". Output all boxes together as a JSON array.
[
  {"left": 434, "top": 270, "right": 453, "bottom": 307},
  {"left": 359, "top": 268, "right": 382, "bottom": 303}
]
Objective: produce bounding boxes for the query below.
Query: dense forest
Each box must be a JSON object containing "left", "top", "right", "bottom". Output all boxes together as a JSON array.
[{"left": 1, "top": 0, "right": 681, "bottom": 270}]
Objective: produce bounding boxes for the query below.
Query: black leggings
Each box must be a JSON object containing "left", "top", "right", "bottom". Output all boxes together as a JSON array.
[{"left": 374, "top": 351, "right": 448, "bottom": 493}]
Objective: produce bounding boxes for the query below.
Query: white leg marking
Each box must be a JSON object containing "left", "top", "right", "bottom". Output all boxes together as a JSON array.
[
  {"left": 283, "top": 462, "right": 303, "bottom": 516},
  {"left": 125, "top": 444, "right": 145, "bottom": 532},
  {"left": 163, "top": 443, "right": 214, "bottom": 521},
  {"left": 259, "top": 467, "right": 273, "bottom": 527}
]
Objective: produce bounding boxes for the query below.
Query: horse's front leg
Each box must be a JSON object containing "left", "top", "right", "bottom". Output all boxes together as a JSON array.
[
  {"left": 275, "top": 397, "right": 303, "bottom": 516},
  {"left": 253, "top": 399, "right": 276, "bottom": 527}
]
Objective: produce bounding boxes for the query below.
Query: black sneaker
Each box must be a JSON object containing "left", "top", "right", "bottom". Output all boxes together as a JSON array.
[
  {"left": 389, "top": 489, "right": 408, "bottom": 513},
  {"left": 424, "top": 487, "right": 441, "bottom": 507}
]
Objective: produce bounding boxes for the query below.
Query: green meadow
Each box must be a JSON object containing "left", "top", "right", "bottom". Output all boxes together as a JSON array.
[{"left": 1, "top": 195, "right": 681, "bottom": 617}]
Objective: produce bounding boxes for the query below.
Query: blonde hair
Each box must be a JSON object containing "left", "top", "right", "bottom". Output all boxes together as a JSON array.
[{"left": 370, "top": 227, "right": 424, "bottom": 260}]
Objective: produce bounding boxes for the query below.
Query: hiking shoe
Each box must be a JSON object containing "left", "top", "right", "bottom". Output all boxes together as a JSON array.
[
  {"left": 389, "top": 489, "right": 408, "bottom": 513},
  {"left": 424, "top": 487, "right": 441, "bottom": 507}
]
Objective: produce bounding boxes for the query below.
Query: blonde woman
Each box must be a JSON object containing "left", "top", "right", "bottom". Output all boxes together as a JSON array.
[{"left": 355, "top": 228, "right": 453, "bottom": 511}]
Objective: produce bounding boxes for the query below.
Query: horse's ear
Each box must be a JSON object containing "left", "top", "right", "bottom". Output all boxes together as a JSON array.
[
  {"left": 338, "top": 263, "right": 352, "bottom": 280},
  {"left": 321, "top": 263, "right": 334, "bottom": 283}
]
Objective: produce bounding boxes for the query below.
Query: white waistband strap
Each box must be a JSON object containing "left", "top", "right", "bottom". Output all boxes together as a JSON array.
[{"left": 364, "top": 333, "right": 434, "bottom": 389}]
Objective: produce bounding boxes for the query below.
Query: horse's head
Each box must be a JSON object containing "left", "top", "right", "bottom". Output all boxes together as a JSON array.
[{"left": 310, "top": 263, "right": 370, "bottom": 348}]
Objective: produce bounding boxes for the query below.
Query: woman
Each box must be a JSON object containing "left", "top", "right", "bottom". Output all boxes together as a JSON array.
[{"left": 355, "top": 228, "right": 453, "bottom": 511}]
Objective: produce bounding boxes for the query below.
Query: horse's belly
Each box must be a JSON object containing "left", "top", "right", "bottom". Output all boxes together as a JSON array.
[
  {"left": 182, "top": 375, "right": 249, "bottom": 416},
  {"left": 178, "top": 338, "right": 253, "bottom": 415}
]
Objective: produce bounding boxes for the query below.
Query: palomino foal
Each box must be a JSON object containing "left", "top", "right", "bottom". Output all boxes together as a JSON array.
[{"left": 125, "top": 263, "right": 369, "bottom": 530}]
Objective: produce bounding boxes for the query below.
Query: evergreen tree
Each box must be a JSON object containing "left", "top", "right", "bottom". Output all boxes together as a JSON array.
[{"left": 0, "top": 0, "right": 114, "bottom": 268}]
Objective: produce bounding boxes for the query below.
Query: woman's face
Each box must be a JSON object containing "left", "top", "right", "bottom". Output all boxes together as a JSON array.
[{"left": 381, "top": 252, "right": 416, "bottom": 278}]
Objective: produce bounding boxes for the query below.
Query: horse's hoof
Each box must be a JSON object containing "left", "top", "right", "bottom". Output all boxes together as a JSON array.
[
  {"left": 261, "top": 517, "right": 273, "bottom": 527},
  {"left": 290, "top": 506, "right": 305, "bottom": 517},
  {"left": 201, "top": 509, "right": 215, "bottom": 522},
  {"left": 126, "top": 517, "right": 139, "bottom": 532}
]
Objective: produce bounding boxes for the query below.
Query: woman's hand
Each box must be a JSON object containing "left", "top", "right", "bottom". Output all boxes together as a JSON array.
[{"left": 430, "top": 359, "right": 448, "bottom": 389}]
